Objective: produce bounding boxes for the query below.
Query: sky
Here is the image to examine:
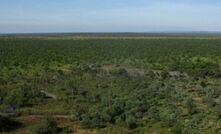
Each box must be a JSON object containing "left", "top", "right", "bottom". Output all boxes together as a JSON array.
[{"left": 0, "top": 0, "right": 221, "bottom": 33}]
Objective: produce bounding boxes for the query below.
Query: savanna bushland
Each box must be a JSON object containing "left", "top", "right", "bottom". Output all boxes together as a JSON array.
[{"left": 0, "top": 35, "right": 221, "bottom": 134}]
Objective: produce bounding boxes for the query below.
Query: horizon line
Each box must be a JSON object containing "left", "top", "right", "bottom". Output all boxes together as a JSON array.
[{"left": 1, "top": 31, "right": 221, "bottom": 35}]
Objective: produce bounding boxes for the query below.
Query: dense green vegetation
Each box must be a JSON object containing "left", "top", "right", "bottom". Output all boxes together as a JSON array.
[
  {"left": 31, "top": 116, "right": 72, "bottom": 134},
  {"left": 0, "top": 38, "right": 221, "bottom": 133}
]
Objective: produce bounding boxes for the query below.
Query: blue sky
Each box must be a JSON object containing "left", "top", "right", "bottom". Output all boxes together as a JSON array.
[{"left": 0, "top": 0, "right": 221, "bottom": 33}]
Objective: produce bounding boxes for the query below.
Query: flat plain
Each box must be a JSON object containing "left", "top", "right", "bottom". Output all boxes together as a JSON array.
[{"left": 0, "top": 34, "right": 221, "bottom": 134}]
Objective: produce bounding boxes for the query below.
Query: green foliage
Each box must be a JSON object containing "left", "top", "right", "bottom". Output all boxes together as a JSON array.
[
  {"left": 148, "top": 106, "right": 160, "bottom": 121},
  {"left": 181, "top": 119, "right": 200, "bottom": 134},
  {"left": 202, "top": 96, "right": 216, "bottom": 107},
  {"left": 31, "top": 116, "right": 60, "bottom": 134},
  {"left": 161, "top": 111, "right": 179, "bottom": 127},
  {"left": 217, "top": 104, "right": 221, "bottom": 119},
  {"left": 111, "top": 68, "right": 129, "bottom": 77},
  {"left": 0, "top": 38, "right": 221, "bottom": 133},
  {"left": 60, "top": 127, "right": 72, "bottom": 134},
  {"left": 1, "top": 39, "right": 221, "bottom": 76},
  {"left": 125, "top": 115, "right": 137, "bottom": 129},
  {"left": 3, "top": 89, "right": 26, "bottom": 107},
  {"left": 185, "top": 97, "right": 197, "bottom": 115},
  {"left": 171, "top": 124, "right": 183, "bottom": 134},
  {"left": 0, "top": 86, "right": 45, "bottom": 112},
  {"left": 80, "top": 113, "right": 106, "bottom": 128}
]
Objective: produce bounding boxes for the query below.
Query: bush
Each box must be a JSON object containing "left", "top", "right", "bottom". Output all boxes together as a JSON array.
[
  {"left": 31, "top": 116, "right": 60, "bottom": 134},
  {"left": 160, "top": 71, "right": 169, "bottom": 79},
  {"left": 60, "top": 127, "right": 72, "bottom": 134},
  {"left": 101, "top": 107, "right": 116, "bottom": 123},
  {"left": 111, "top": 68, "right": 129, "bottom": 77},
  {"left": 171, "top": 123, "right": 183, "bottom": 134},
  {"left": 125, "top": 115, "right": 137, "bottom": 129},
  {"left": 185, "top": 98, "right": 197, "bottom": 115},
  {"left": 217, "top": 105, "right": 221, "bottom": 119},
  {"left": 181, "top": 119, "right": 199, "bottom": 134},
  {"left": 80, "top": 113, "right": 106, "bottom": 129},
  {"left": 202, "top": 96, "right": 216, "bottom": 107},
  {"left": 148, "top": 107, "right": 160, "bottom": 121},
  {"left": 2, "top": 88, "right": 45, "bottom": 112},
  {"left": 3, "top": 89, "right": 26, "bottom": 111},
  {"left": 161, "top": 112, "right": 178, "bottom": 127},
  {"left": 79, "top": 107, "right": 106, "bottom": 129}
]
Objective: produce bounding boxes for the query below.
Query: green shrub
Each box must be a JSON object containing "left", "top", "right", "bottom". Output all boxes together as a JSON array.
[
  {"left": 148, "top": 107, "right": 160, "bottom": 121},
  {"left": 185, "top": 98, "right": 197, "bottom": 115},
  {"left": 181, "top": 120, "right": 199, "bottom": 134},
  {"left": 202, "top": 96, "right": 216, "bottom": 107},
  {"left": 3, "top": 87, "right": 45, "bottom": 112},
  {"left": 217, "top": 105, "right": 221, "bottom": 119},
  {"left": 111, "top": 68, "right": 128, "bottom": 77},
  {"left": 125, "top": 115, "right": 137, "bottom": 129},
  {"left": 161, "top": 112, "right": 178, "bottom": 127},
  {"left": 3, "top": 89, "right": 26, "bottom": 107},
  {"left": 79, "top": 107, "right": 106, "bottom": 129},
  {"left": 31, "top": 116, "right": 60, "bottom": 134},
  {"left": 60, "top": 127, "right": 72, "bottom": 134},
  {"left": 171, "top": 124, "right": 182, "bottom": 134},
  {"left": 80, "top": 113, "right": 106, "bottom": 129}
]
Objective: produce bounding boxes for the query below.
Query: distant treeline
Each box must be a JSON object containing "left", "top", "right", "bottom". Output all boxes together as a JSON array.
[{"left": 1, "top": 32, "right": 221, "bottom": 38}]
